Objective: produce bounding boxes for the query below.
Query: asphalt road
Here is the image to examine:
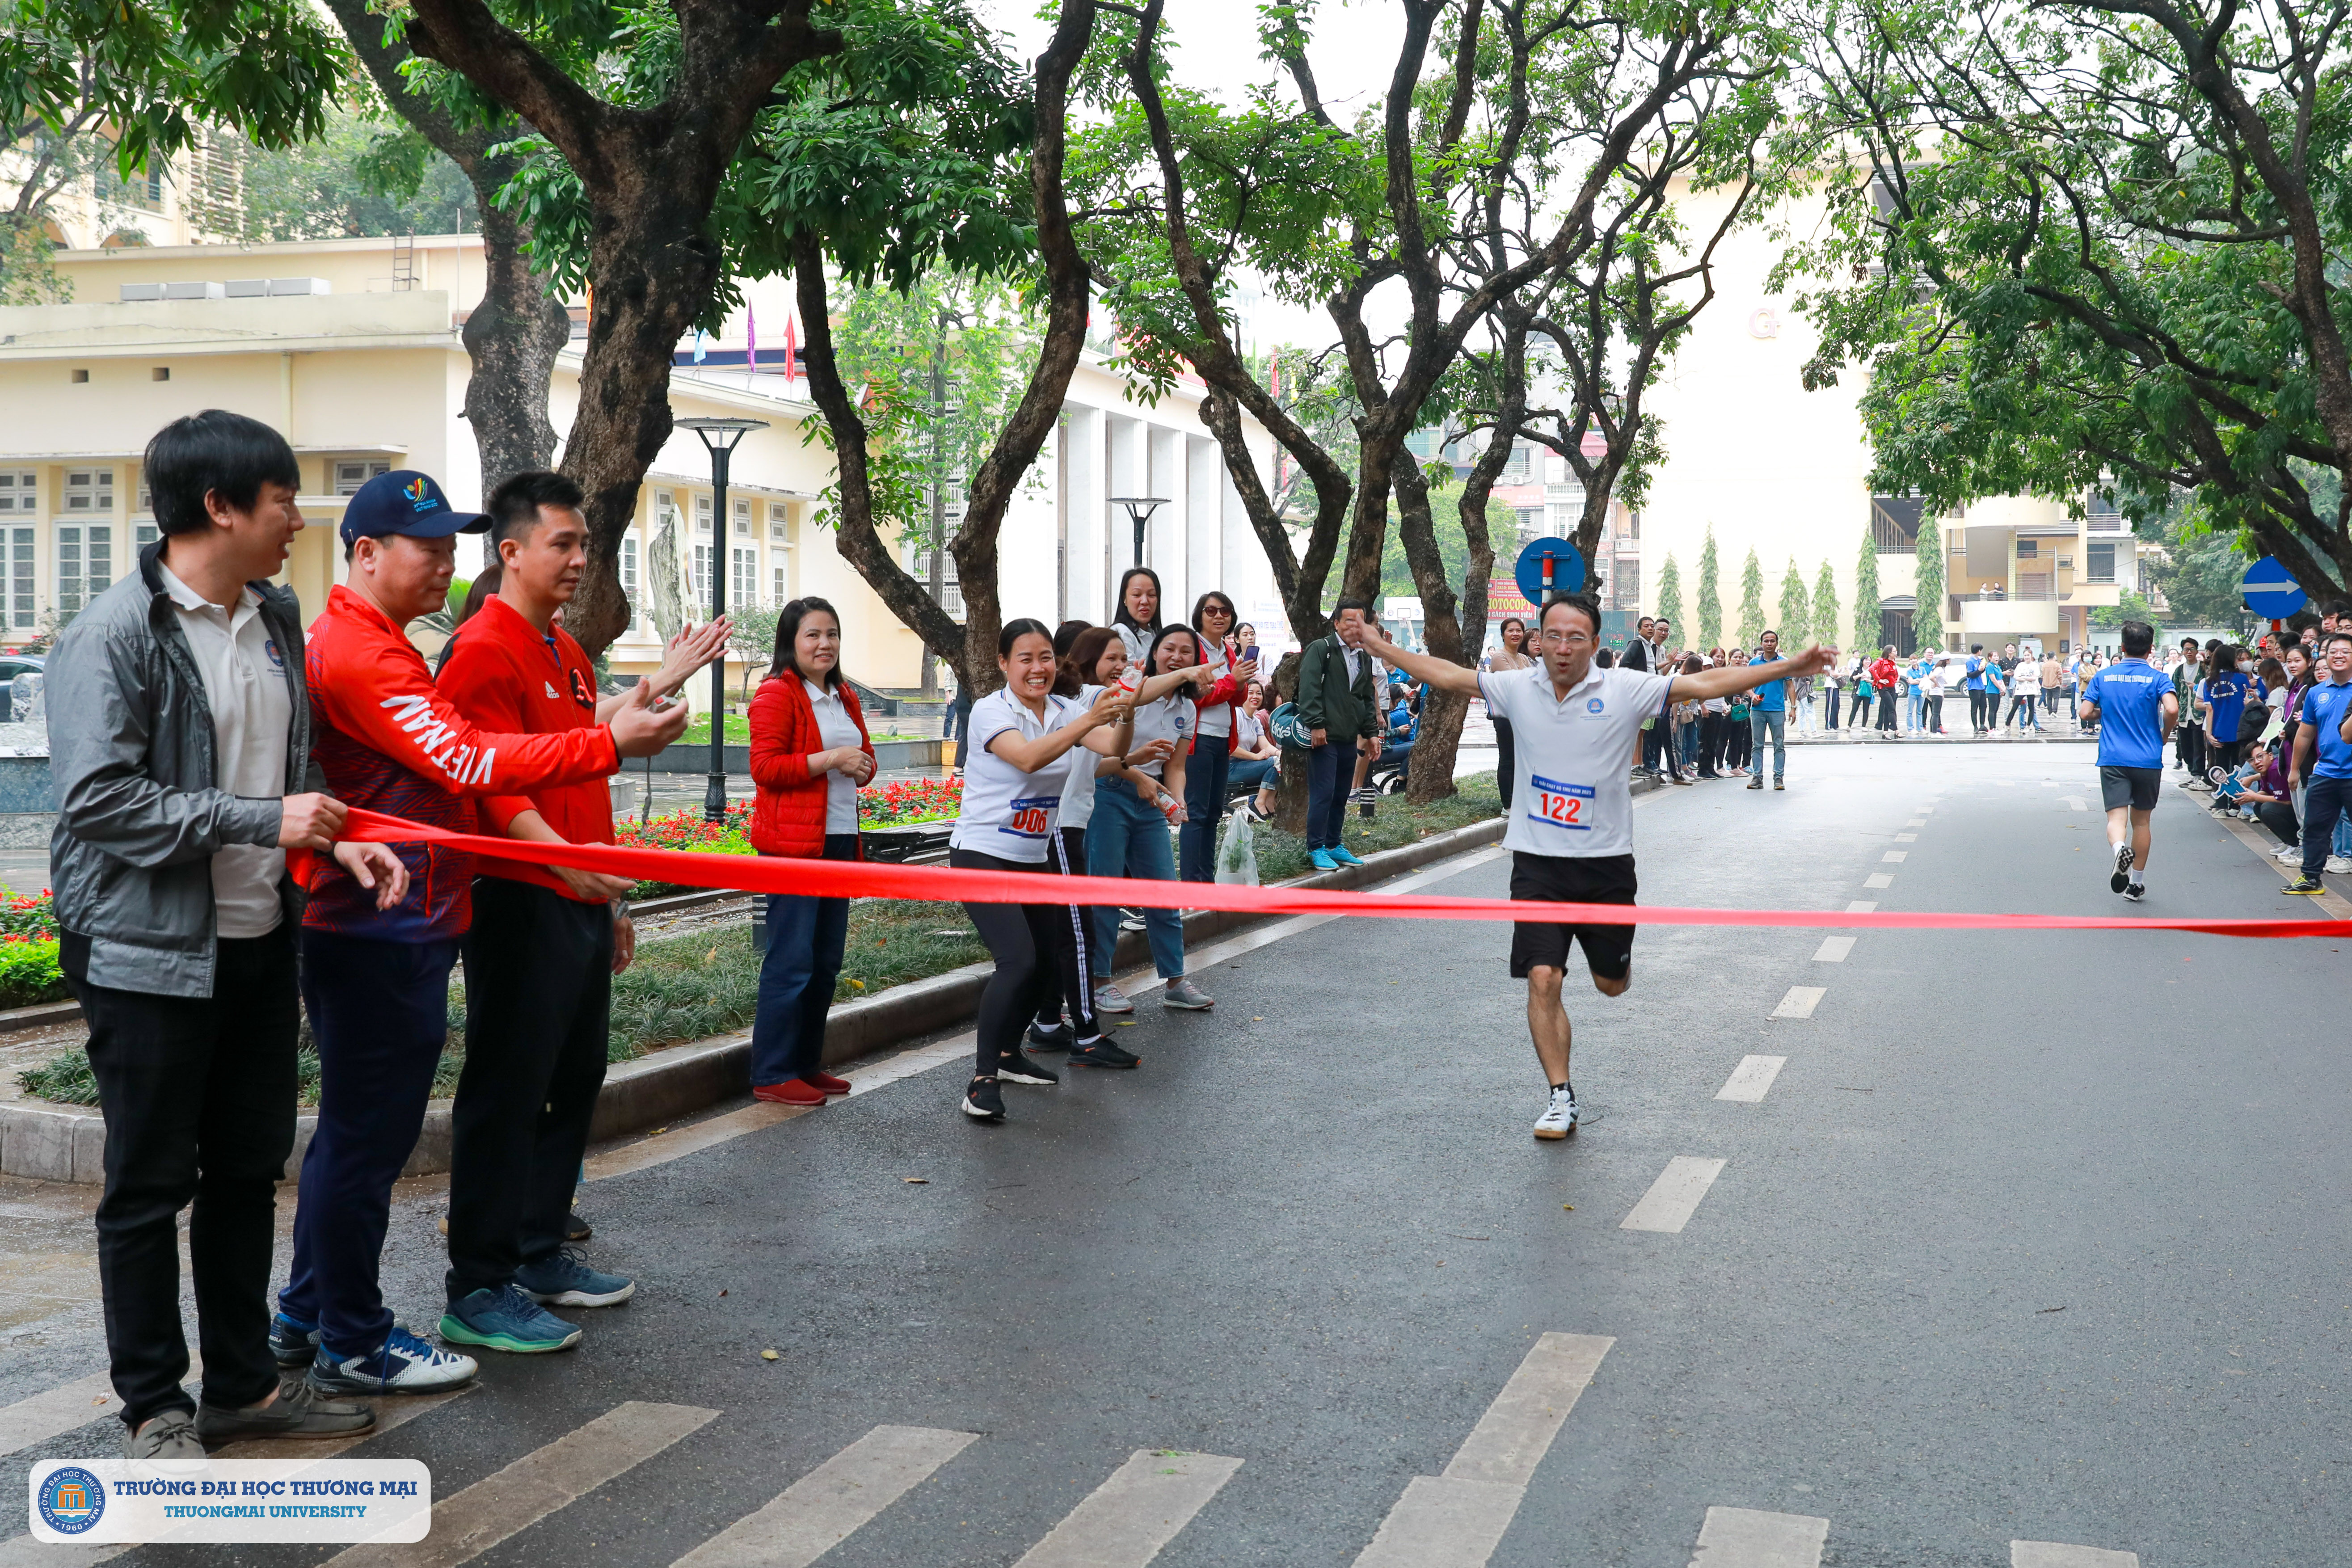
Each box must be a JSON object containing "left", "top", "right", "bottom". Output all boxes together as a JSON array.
[{"left": 4, "top": 740, "right": 2347, "bottom": 1568}]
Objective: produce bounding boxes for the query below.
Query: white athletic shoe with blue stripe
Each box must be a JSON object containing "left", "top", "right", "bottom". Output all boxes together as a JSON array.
[{"left": 306, "top": 1324, "right": 478, "bottom": 1395}]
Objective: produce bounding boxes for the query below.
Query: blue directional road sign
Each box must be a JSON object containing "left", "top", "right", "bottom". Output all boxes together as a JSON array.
[
  {"left": 1515, "top": 536, "right": 1587, "bottom": 607},
  {"left": 2240, "top": 555, "right": 2308, "bottom": 619}
]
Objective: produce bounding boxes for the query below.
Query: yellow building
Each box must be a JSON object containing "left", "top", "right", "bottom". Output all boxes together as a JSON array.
[
  {"left": 1637, "top": 176, "right": 2146, "bottom": 656},
  {"left": 0, "top": 234, "right": 1281, "bottom": 699}
]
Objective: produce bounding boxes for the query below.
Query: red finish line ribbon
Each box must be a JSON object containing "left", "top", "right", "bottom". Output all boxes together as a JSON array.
[{"left": 337, "top": 809, "right": 2339, "bottom": 940}]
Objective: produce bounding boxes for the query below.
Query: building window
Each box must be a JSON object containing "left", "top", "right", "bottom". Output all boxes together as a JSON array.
[
  {"left": 0, "top": 472, "right": 34, "bottom": 515},
  {"left": 63, "top": 469, "right": 114, "bottom": 514},
  {"left": 334, "top": 460, "right": 391, "bottom": 496},
  {"left": 1612, "top": 559, "right": 1640, "bottom": 609},
  {"left": 732, "top": 497, "right": 752, "bottom": 536},
  {"left": 909, "top": 546, "right": 965, "bottom": 618},
  {"left": 769, "top": 502, "right": 790, "bottom": 543},
  {"left": 56, "top": 523, "right": 112, "bottom": 613},
  {"left": 8, "top": 528, "right": 32, "bottom": 628},
  {"left": 2085, "top": 542, "right": 2116, "bottom": 583},
  {"left": 2015, "top": 539, "right": 2037, "bottom": 558},
  {"left": 772, "top": 564, "right": 787, "bottom": 604},
  {"left": 621, "top": 535, "right": 639, "bottom": 627},
  {"left": 654, "top": 489, "right": 678, "bottom": 535},
  {"left": 695, "top": 495, "right": 713, "bottom": 534},
  {"left": 730, "top": 546, "right": 756, "bottom": 607},
  {"left": 691, "top": 543, "right": 712, "bottom": 614}
]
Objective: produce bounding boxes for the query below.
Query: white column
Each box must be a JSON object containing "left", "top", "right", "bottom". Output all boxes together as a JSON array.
[
  {"left": 1060, "top": 404, "right": 1104, "bottom": 624},
  {"left": 1187, "top": 433, "right": 1220, "bottom": 601}
]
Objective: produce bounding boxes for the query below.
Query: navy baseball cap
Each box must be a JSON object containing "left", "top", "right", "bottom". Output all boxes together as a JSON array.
[{"left": 339, "top": 469, "right": 489, "bottom": 548}]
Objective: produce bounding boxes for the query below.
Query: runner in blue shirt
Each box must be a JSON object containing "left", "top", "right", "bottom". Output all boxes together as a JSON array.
[
  {"left": 2285, "top": 629, "right": 2352, "bottom": 894},
  {"left": 2078, "top": 620, "right": 2178, "bottom": 902}
]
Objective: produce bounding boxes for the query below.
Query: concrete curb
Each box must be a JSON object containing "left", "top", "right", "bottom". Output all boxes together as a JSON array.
[
  {"left": 0, "top": 998, "right": 80, "bottom": 1037},
  {"left": 1, "top": 805, "right": 1526, "bottom": 1185}
]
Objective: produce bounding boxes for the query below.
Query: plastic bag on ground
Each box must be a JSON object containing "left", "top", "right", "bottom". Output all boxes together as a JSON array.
[{"left": 1215, "top": 810, "right": 1260, "bottom": 885}]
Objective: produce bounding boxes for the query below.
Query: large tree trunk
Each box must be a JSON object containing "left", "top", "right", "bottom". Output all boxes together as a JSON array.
[
  {"left": 791, "top": 0, "right": 1098, "bottom": 701},
  {"left": 322, "top": 0, "right": 571, "bottom": 490},
  {"left": 461, "top": 197, "right": 573, "bottom": 487}
]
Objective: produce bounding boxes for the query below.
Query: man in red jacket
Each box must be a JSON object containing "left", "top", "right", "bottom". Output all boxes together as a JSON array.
[
  {"left": 438, "top": 471, "right": 728, "bottom": 1353},
  {"left": 278, "top": 470, "right": 688, "bottom": 1394}
]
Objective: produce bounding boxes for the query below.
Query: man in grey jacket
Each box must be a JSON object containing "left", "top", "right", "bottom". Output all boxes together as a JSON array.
[{"left": 48, "top": 410, "right": 407, "bottom": 1465}]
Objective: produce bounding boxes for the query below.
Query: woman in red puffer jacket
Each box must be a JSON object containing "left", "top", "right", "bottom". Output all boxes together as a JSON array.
[{"left": 746, "top": 597, "right": 876, "bottom": 1105}]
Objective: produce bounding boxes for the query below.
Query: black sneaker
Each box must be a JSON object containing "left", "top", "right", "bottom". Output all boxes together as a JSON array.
[
  {"left": 1027, "top": 1021, "right": 1074, "bottom": 1051},
  {"left": 2122, "top": 883, "right": 2145, "bottom": 902},
  {"left": 565, "top": 1211, "right": 592, "bottom": 1242},
  {"left": 2284, "top": 876, "right": 2326, "bottom": 896},
  {"left": 997, "top": 1054, "right": 1060, "bottom": 1087},
  {"left": 2110, "top": 840, "right": 2135, "bottom": 893},
  {"left": 269, "top": 1311, "right": 320, "bottom": 1368},
  {"left": 1069, "top": 1037, "right": 1142, "bottom": 1070},
  {"left": 961, "top": 1076, "right": 1007, "bottom": 1120}
]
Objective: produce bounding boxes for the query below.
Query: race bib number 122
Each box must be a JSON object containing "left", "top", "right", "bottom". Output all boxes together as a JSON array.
[{"left": 1528, "top": 774, "right": 1593, "bottom": 831}]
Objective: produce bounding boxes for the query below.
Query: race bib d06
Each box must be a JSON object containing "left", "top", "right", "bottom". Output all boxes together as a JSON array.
[
  {"left": 1528, "top": 774, "right": 1594, "bottom": 831},
  {"left": 1000, "top": 795, "right": 1057, "bottom": 839}
]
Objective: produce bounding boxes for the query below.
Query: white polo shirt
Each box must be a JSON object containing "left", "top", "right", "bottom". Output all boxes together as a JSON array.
[
  {"left": 951, "top": 688, "right": 1076, "bottom": 863},
  {"left": 160, "top": 563, "right": 292, "bottom": 937},
  {"left": 1477, "top": 661, "right": 1673, "bottom": 858},
  {"left": 804, "top": 679, "right": 863, "bottom": 835}
]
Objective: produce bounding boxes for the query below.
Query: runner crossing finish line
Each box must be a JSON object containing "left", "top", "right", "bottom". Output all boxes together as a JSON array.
[{"left": 1363, "top": 590, "right": 1836, "bottom": 1139}]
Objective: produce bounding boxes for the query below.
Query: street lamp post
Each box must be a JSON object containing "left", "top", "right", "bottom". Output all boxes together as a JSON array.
[
  {"left": 1107, "top": 496, "right": 1169, "bottom": 569},
  {"left": 678, "top": 415, "right": 769, "bottom": 822}
]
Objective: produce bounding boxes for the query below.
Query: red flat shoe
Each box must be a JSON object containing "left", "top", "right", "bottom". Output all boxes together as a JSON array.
[
  {"left": 801, "top": 1070, "right": 851, "bottom": 1096},
  {"left": 753, "top": 1080, "right": 827, "bottom": 1107}
]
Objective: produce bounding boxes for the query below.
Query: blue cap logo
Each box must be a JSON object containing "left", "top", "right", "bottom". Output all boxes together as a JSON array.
[
  {"left": 38, "top": 1467, "right": 105, "bottom": 1535},
  {"left": 341, "top": 470, "right": 489, "bottom": 548}
]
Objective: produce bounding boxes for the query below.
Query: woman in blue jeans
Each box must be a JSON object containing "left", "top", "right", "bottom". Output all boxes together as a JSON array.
[
  {"left": 1087, "top": 625, "right": 1216, "bottom": 1013},
  {"left": 745, "top": 598, "right": 875, "bottom": 1106}
]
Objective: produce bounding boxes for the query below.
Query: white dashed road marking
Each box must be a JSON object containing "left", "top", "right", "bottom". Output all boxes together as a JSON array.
[
  {"left": 1881, "top": 850, "right": 1907, "bottom": 862},
  {"left": 1863, "top": 874, "right": 1894, "bottom": 889},
  {"left": 1812, "top": 936, "right": 1855, "bottom": 962},
  {"left": 1845, "top": 901, "right": 1877, "bottom": 913},
  {"left": 1621, "top": 1158, "right": 1728, "bottom": 1233},
  {"left": 1016, "top": 1449, "right": 1245, "bottom": 1568},
  {"left": 674, "top": 1425, "right": 978, "bottom": 1568},
  {"left": 1688, "top": 1506, "right": 1829, "bottom": 1566},
  {"left": 326, "top": 1401, "right": 718, "bottom": 1568},
  {"left": 1715, "top": 1056, "right": 1786, "bottom": 1103},
  {"left": 1770, "top": 986, "right": 1826, "bottom": 1020},
  {"left": 1352, "top": 1334, "right": 1613, "bottom": 1568},
  {"left": 2011, "top": 1543, "right": 2139, "bottom": 1568}
]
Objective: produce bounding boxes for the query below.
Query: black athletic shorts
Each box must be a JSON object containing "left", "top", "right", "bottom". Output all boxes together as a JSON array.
[
  {"left": 2099, "top": 764, "right": 2161, "bottom": 813},
  {"left": 1508, "top": 851, "right": 1637, "bottom": 982}
]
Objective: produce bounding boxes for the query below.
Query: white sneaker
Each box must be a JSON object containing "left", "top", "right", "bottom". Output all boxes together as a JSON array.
[
  {"left": 1532, "top": 1085, "right": 1578, "bottom": 1141},
  {"left": 1092, "top": 981, "right": 1134, "bottom": 1014},
  {"left": 2276, "top": 845, "right": 2302, "bottom": 864},
  {"left": 2329, "top": 856, "right": 2352, "bottom": 876},
  {"left": 1162, "top": 978, "right": 1214, "bottom": 1010}
]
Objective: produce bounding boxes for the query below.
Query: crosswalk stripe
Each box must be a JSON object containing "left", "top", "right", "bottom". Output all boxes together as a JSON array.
[
  {"left": 324, "top": 1400, "right": 718, "bottom": 1568},
  {"left": 1621, "top": 1157, "right": 1727, "bottom": 1233},
  {"left": 0, "top": 1356, "right": 205, "bottom": 1458},
  {"left": 1812, "top": 936, "right": 1855, "bottom": 962},
  {"left": 672, "top": 1425, "right": 977, "bottom": 1568},
  {"left": 1440, "top": 1333, "right": 1613, "bottom": 1488},
  {"left": 2012, "top": 1542, "right": 2138, "bottom": 1568},
  {"left": 1352, "top": 1334, "right": 1612, "bottom": 1567},
  {"left": 1863, "top": 873, "right": 1894, "bottom": 889},
  {"left": 1715, "top": 1056, "right": 1786, "bottom": 1103},
  {"left": 1770, "top": 987, "right": 1825, "bottom": 1020},
  {"left": 1687, "top": 1506, "right": 1829, "bottom": 1566},
  {"left": 1012, "top": 1449, "right": 1243, "bottom": 1568}
]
